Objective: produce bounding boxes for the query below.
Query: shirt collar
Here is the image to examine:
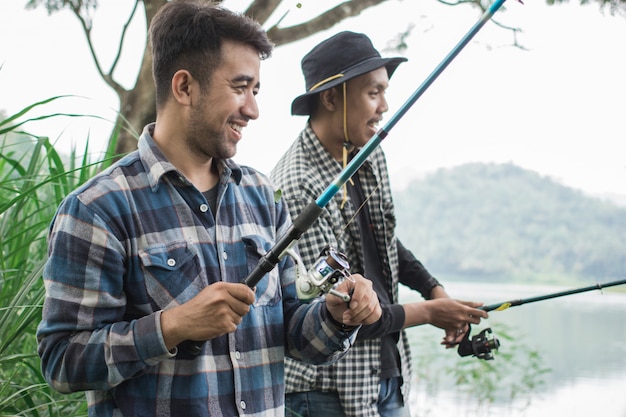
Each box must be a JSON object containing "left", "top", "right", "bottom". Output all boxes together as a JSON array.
[
  {"left": 137, "top": 123, "right": 243, "bottom": 192},
  {"left": 302, "top": 122, "right": 373, "bottom": 170}
]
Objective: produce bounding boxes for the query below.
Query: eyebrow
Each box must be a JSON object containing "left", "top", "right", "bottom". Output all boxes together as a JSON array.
[{"left": 373, "top": 82, "right": 387, "bottom": 88}]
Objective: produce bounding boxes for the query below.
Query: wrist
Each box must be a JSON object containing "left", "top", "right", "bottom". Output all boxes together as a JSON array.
[
  {"left": 328, "top": 312, "right": 358, "bottom": 332},
  {"left": 403, "top": 302, "right": 430, "bottom": 328},
  {"left": 160, "top": 308, "right": 185, "bottom": 350},
  {"left": 429, "top": 285, "right": 448, "bottom": 300}
]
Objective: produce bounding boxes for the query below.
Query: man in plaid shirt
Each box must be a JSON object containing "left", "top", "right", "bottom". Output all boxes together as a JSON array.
[
  {"left": 36, "top": 3, "right": 382, "bottom": 416},
  {"left": 271, "top": 32, "right": 489, "bottom": 417}
]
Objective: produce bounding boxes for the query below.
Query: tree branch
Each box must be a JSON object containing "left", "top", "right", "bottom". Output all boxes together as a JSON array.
[
  {"left": 67, "top": 2, "right": 126, "bottom": 96},
  {"left": 108, "top": 0, "right": 141, "bottom": 83},
  {"left": 266, "top": 0, "right": 391, "bottom": 46},
  {"left": 436, "top": 0, "right": 526, "bottom": 49},
  {"left": 244, "top": 0, "right": 282, "bottom": 25}
]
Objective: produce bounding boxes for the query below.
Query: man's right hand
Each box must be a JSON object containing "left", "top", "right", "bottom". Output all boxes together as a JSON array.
[{"left": 160, "top": 282, "right": 256, "bottom": 350}]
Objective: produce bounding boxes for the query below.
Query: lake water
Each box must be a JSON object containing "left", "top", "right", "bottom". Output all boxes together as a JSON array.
[{"left": 400, "top": 281, "right": 626, "bottom": 417}]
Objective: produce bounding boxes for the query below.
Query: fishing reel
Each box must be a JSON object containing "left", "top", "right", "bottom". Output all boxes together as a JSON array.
[
  {"left": 457, "top": 326, "right": 500, "bottom": 360},
  {"left": 284, "top": 245, "right": 352, "bottom": 302}
]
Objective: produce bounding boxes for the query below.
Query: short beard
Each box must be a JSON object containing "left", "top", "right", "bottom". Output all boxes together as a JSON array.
[{"left": 186, "top": 101, "right": 235, "bottom": 160}]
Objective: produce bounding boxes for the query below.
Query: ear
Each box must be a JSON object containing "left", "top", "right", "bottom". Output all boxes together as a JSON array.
[
  {"left": 171, "top": 70, "right": 195, "bottom": 106},
  {"left": 318, "top": 87, "right": 339, "bottom": 112}
]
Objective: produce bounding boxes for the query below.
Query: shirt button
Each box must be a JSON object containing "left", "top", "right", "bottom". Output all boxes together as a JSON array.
[
  {"left": 222, "top": 251, "right": 228, "bottom": 261},
  {"left": 235, "top": 351, "right": 241, "bottom": 359},
  {"left": 167, "top": 258, "right": 176, "bottom": 267},
  {"left": 240, "top": 401, "right": 246, "bottom": 410},
  {"left": 200, "top": 204, "right": 209, "bottom": 213}
]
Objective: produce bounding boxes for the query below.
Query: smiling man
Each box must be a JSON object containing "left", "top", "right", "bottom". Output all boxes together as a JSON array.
[
  {"left": 271, "top": 31, "right": 488, "bottom": 417},
  {"left": 36, "top": 3, "right": 383, "bottom": 417}
]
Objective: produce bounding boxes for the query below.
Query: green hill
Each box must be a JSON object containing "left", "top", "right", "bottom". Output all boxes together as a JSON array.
[{"left": 393, "top": 162, "right": 626, "bottom": 285}]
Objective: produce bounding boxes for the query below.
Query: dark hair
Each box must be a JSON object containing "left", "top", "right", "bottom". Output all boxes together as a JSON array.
[{"left": 149, "top": 0, "right": 273, "bottom": 108}]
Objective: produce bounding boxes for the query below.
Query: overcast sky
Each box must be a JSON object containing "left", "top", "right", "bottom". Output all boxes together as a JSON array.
[{"left": 1, "top": 0, "right": 625, "bottom": 197}]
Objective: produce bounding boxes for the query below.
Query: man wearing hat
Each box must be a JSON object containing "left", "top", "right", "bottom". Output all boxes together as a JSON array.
[{"left": 271, "top": 31, "right": 488, "bottom": 417}]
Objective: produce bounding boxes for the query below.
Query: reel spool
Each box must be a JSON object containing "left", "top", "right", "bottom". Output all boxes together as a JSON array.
[{"left": 285, "top": 245, "right": 352, "bottom": 302}]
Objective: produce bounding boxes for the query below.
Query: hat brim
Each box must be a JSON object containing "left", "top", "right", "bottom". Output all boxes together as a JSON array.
[{"left": 291, "top": 56, "right": 407, "bottom": 116}]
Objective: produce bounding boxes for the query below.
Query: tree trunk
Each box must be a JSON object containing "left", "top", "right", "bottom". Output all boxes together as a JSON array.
[
  {"left": 111, "top": 0, "right": 164, "bottom": 156},
  {"left": 113, "top": 38, "right": 157, "bottom": 156}
]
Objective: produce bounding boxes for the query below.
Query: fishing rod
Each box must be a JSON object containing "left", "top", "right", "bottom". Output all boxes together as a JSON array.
[
  {"left": 457, "top": 278, "right": 626, "bottom": 360},
  {"left": 480, "top": 278, "right": 626, "bottom": 312},
  {"left": 186, "top": 0, "right": 517, "bottom": 356},
  {"left": 242, "top": 0, "right": 514, "bottom": 292}
]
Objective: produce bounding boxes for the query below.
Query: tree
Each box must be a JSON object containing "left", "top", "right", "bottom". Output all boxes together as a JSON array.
[
  {"left": 25, "top": 0, "right": 626, "bottom": 156},
  {"left": 24, "top": 0, "right": 397, "bottom": 155}
]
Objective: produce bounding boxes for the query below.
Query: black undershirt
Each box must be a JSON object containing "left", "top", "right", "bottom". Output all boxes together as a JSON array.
[
  {"left": 202, "top": 183, "right": 219, "bottom": 218},
  {"left": 346, "top": 170, "right": 401, "bottom": 381}
]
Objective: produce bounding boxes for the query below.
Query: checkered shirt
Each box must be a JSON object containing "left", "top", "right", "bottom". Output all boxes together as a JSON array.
[
  {"left": 37, "top": 124, "right": 356, "bottom": 417},
  {"left": 271, "top": 123, "right": 439, "bottom": 417}
]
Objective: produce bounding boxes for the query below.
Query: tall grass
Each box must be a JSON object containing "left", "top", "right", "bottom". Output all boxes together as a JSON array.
[{"left": 0, "top": 98, "right": 118, "bottom": 416}]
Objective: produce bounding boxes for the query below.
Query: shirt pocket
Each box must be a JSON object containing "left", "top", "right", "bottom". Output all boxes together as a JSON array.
[
  {"left": 242, "top": 235, "right": 280, "bottom": 307},
  {"left": 138, "top": 241, "right": 202, "bottom": 307}
]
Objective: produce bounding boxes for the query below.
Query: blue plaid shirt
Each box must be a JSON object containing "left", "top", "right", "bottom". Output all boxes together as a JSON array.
[{"left": 37, "top": 124, "right": 355, "bottom": 417}]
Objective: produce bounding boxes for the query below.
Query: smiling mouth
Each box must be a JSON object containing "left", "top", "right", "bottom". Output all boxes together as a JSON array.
[{"left": 229, "top": 122, "right": 243, "bottom": 133}]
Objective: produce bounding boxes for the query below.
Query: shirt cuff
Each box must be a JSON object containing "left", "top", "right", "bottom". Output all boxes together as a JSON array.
[{"left": 135, "top": 311, "right": 176, "bottom": 365}]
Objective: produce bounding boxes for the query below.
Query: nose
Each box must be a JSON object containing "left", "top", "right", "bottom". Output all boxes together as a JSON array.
[
  {"left": 242, "top": 92, "right": 259, "bottom": 120},
  {"left": 379, "top": 93, "right": 389, "bottom": 114}
]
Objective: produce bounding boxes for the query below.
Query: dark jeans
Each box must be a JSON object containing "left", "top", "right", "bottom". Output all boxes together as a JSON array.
[{"left": 285, "top": 377, "right": 411, "bottom": 417}]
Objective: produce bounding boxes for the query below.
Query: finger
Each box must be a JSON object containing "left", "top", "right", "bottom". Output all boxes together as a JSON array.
[
  {"left": 441, "top": 339, "right": 457, "bottom": 349},
  {"left": 445, "top": 321, "right": 469, "bottom": 342},
  {"left": 458, "top": 300, "right": 484, "bottom": 308},
  {"left": 337, "top": 281, "right": 358, "bottom": 311},
  {"left": 363, "top": 298, "right": 382, "bottom": 324},
  {"left": 229, "top": 301, "right": 251, "bottom": 318},
  {"left": 337, "top": 274, "right": 365, "bottom": 307},
  {"left": 471, "top": 307, "right": 489, "bottom": 319},
  {"left": 343, "top": 298, "right": 367, "bottom": 324},
  {"left": 466, "top": 312, "right": 485, "bottom": 325},
  {"left": 459, "top": 301, "right": 490, "bottom": 319},
  {"left": 454, "top": 326, "right": 466, "bottom": 340},
  {"left": 345, "top": 294, "right": 380, "bottom": 325},
  {"left": 441, "top": 333, "right": 461, "bottom": 348},
  {"left": 218, "top": 284, "right": 254, "bottom": 317},
  {"left": 228, "top": 283, "right": 256, "bottom": 304},
  {"left": 443, "top": 329, "right": 457, "bottom": 344}
]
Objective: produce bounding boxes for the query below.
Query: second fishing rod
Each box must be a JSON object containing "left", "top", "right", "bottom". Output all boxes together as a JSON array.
[{"left": 456, "top": 278, "right": 626, "bottom": 360}]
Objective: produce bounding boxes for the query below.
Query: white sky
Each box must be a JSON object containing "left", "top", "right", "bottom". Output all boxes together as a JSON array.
[{"left": 1, "top": 0, "right": 625, "bottom": 197}]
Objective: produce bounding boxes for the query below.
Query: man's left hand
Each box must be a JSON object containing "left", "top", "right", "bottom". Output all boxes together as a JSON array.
[{"left": 326, "top": 273, "right": 381, "bottom": 327}]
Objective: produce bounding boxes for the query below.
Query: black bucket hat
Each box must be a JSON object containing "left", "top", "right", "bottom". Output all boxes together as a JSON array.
[{"left": 291, "top": 31, "right": 407, "bottom": 116}]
